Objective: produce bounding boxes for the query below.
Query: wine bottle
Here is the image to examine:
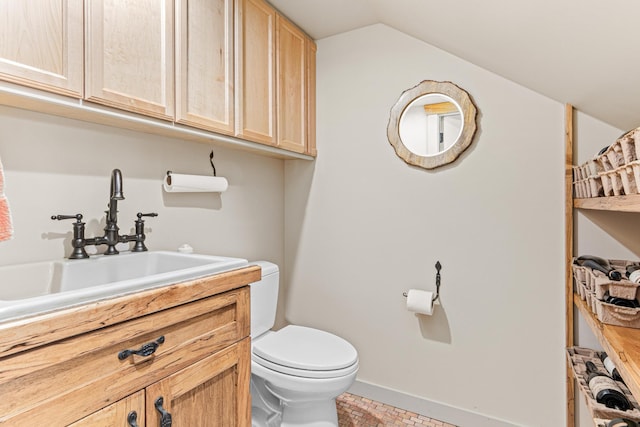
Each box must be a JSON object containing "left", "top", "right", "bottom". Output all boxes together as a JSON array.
[
  {"left": 576, "top": 256, "right": 622, "bottom": 281},
  {"left": 599, "top": 352, "right": 624, "bottom": 382},
  {"left": 605, "top": 294, "right": 639, "bottom": 308},
  {"left": 606, "top": 419, "right": 639, "bottom": 427},
  {"left": 585, "top": 361, "right": 631, "bottom": 411},
  {"left": 626, "top": 265, "right": 640, "bottom": 284}
]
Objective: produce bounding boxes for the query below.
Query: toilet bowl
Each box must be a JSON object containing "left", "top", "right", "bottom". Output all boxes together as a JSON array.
[{"left": 250, "top": 262, "right": 359, "bottom": 427}]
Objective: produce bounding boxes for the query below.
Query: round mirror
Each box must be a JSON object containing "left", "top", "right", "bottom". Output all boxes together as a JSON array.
[{"left": 387, "top": 80, "right": 477, "bottom": 170}]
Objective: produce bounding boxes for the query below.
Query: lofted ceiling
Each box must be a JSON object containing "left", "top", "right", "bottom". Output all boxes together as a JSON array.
[{"left": 270, "top": 0, "right": 640, "bottom": 131}]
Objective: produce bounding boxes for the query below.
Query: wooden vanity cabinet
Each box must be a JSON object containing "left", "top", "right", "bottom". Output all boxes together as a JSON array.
[
  {"left": 85, "top": 0, "right": 175, "bottom": 120},
  {"left": 70, "top": 340, "right": 250, "bottom": 427},
  {"left": 0, "top": 0, "right": 83, "bottom": 97},
  {"left": 0, "top": 266, "right": 259, "bottom": 427}
]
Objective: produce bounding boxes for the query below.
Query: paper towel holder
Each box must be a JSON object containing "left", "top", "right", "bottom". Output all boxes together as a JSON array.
[
  {"left": 166, "top": 149, "right": 219, "bottom": 184},
  {"left": 403, "top": 261, "right": 442, "bottom": 303}
]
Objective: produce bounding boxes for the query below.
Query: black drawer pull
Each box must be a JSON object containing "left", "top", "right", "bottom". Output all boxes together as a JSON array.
[
  {"left": 118, "top": 336, "right": 165, "bottom": 360},
  {"left": 155, "top": 397, "right": 173, "bottom": 427},
  {"left": 127, "top": 411, "right": 140, "bottom": 427}
]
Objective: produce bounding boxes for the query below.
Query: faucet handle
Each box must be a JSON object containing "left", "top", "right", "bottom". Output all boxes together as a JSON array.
[
  {"left": 137, "top": 212, "right": 158, "bottom": 219},
  {"left": 131, "top": 213, "right": 158, "bottom": 253},
  {"left": 51, "top": 214, "right": 89, "bottom": 259},
  {"left": 51, "top": 214, "right": 84, "bottom": 223}
]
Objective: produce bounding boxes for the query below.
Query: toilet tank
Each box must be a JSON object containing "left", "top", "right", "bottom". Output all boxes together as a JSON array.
[{"left": 249, "top": 261, "right": 279, "bottom": 338}]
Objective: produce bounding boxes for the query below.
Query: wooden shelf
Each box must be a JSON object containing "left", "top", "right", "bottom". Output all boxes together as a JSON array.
[
  {"left": 574, "top": 195, "right": 640, "bottom": 212},
  {"left": 574, "top": 294, "right": 640, "bottom": 402}
]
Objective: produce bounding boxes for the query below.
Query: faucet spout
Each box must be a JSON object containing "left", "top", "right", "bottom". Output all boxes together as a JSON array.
[
  {"left": 110, "top": 169, "right": 124, "bottom": 201},
  {"left": 108, "top": 169, "right": 124, "bottom": 225}
]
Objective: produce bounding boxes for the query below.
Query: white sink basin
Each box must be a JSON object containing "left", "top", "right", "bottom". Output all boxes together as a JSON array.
[{"left": 0, "top": 251, "right": 248, "bottom": 322}]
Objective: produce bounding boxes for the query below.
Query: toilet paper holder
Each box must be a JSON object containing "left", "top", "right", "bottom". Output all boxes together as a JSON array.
[{"left": 403, "top": 261, "right": 441, "bottom": 303}]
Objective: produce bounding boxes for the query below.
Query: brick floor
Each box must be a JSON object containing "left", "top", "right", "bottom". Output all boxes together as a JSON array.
[{"left": 336, "top": 392, "right": 457, "bottom": 427}]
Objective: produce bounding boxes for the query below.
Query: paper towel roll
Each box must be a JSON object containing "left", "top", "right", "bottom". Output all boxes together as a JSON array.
[
  {"left": 163, "top": 173, "right": 228, "bottom": 193},
  {"left": 406, "top": 289, "right": 434, "bottom": 315}
]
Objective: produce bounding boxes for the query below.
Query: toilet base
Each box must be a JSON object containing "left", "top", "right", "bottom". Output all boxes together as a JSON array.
[
  {"left": 280, "top": 399, "right": 338, "bottom": 427},
  {"left": 251, "top": 373, "right": 342, "bottom": 427}
]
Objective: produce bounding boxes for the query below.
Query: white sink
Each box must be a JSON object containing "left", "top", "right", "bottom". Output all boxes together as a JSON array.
[{"left": 0, "top": 251, "right": 248, "bottom": 322}]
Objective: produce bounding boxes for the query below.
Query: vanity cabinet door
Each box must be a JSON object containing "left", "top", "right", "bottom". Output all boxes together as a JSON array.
[
  {"left": 276, "top": 15, "right": 306, "bottom": 154},
  {"left": 175, "top": 0, "right": 234, "bottom": 135},
  {"left": 67, "top": 391, "right": 145, "bottom": 427},
  {"left": 0, "top": 0, "right": 83, "bottom": 97},
  {"left": 145, "top": 337, "right": 251, "bottom": 427},
  {"left": 85, "top": 0, "right": 175, "bottom": 120},
  {"left": 235, "top": 0, "right": 276, "bottom": 145}
]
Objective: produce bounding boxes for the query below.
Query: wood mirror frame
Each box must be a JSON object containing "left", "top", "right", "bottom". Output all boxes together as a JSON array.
[{"left": 387, "top": 80, "right": 478, "bottom": 170}]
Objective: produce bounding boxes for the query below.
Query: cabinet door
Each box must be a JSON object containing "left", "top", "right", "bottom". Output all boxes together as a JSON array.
[
  {"left": 146, "top": 338, "right": 251, "bottom": 427},
  {"left": 276, "top": 16, "right": 307, "bottom": 154},
  {"left": 176, "top": 0, "right": 234, "bottom": 135},
  {"left": 306, "top": 39, "right": 317, "bottom": 156},
  {"left": 85, "top": 0, "right": 175, "bottom": 120},
  {"left": 235, "top": 0, "right": 276, "bottom": 145},
  {"left": 0, "top": 0, "right": 83, "bottom": 97},
  {"left": 67, "top": 391, "right": 145, "bottom": 427}
]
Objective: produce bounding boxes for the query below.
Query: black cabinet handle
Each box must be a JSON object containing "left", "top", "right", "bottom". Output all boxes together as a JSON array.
[
  {"left": 155, "top": 397, "right": 173, "bottom": 427},
  {"left": 127, "top": 411, "right": 140, "bottom": 427},
  {"left": 118, "top": 336, "right": 165, "bottom": 360}
]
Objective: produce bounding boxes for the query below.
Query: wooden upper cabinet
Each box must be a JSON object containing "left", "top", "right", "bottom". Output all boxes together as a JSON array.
[
  {"left": 276, "top": 16, "right": 306, "bottom": 154},
  {"left": 306, "top": 39, "right": 317, "bottom": 156},
  {"left": 0, "top": 0, "right": 316, "bottom": 157},
  {"left": 235, "top": 0, "right": 317, "bottom": 155},
  {"left": 235, "top": 0, "right": 276, "bottom": 145},
  {"left": 0, "top": 0, "right": 83, "bottom": 97},
  {"left": 175, "top": 0, "right": 234, "bottom": 135},
  {"left": 85, "top": 0, "right": 175, "bottom": 120}
]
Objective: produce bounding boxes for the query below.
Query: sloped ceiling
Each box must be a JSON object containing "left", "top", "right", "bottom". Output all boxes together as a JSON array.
[{"left": 270, "top": 0, "right": 640, "bottom": 131}]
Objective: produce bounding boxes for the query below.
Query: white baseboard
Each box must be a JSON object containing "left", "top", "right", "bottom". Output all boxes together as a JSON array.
[{"left": 348, "top": 380, "right": 518, "bottom": 427}]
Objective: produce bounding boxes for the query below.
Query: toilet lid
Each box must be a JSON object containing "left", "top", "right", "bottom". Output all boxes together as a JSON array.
[{"left": 252, "top": 325, "right": 358, "bottom": 372}]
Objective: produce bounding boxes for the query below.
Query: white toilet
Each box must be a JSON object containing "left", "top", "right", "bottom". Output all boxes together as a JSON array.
[{"left": 250, "top": 261, "right": 359, "bottom": 427}]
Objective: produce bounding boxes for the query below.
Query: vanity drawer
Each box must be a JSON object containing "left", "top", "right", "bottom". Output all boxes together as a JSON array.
[{"left": 0, "top": 286, "right": 249, "bottom": 426}]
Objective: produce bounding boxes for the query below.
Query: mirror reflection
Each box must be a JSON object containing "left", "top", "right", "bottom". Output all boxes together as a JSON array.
[
  {"left": 387, "top": 80, "right": 477, "bottom": 170},
  {"left": 399, "top": 94, "right": 463, "bottom": 156}
]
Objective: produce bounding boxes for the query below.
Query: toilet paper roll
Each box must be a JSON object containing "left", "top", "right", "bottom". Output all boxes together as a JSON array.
[
  {"left": 163, "top": 173, "right": 228, "bottom": 193},
  {"left": 406, "top": 289, "right": 434, "bottom": 315}
]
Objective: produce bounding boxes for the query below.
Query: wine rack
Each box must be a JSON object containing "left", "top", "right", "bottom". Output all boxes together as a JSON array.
[
  {"left": 566, "top": 104, "right": 640, "bottom": 425},
  {"left": 567, "top": 346, "right": 640, "bottom": 421}
]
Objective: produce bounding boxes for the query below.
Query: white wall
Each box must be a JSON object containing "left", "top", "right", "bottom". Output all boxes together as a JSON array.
[
  {"left": 284, "top": 24, "right": 568, "bottom": 425},
  {"left": 0, "top": 105, "right": 286, "bottom": 322}
]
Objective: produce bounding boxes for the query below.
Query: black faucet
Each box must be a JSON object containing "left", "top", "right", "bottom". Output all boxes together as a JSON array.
[
  {"left": 52, "top": 169, "right": 158, "bottom": 259},
  {"left": 99, "top": 168, "right": 125, "bottom": 255}
]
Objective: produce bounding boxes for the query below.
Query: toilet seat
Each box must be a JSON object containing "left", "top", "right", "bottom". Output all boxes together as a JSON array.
[{"left": 252, "top": 325, "right": 359, "bottom": 379}]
